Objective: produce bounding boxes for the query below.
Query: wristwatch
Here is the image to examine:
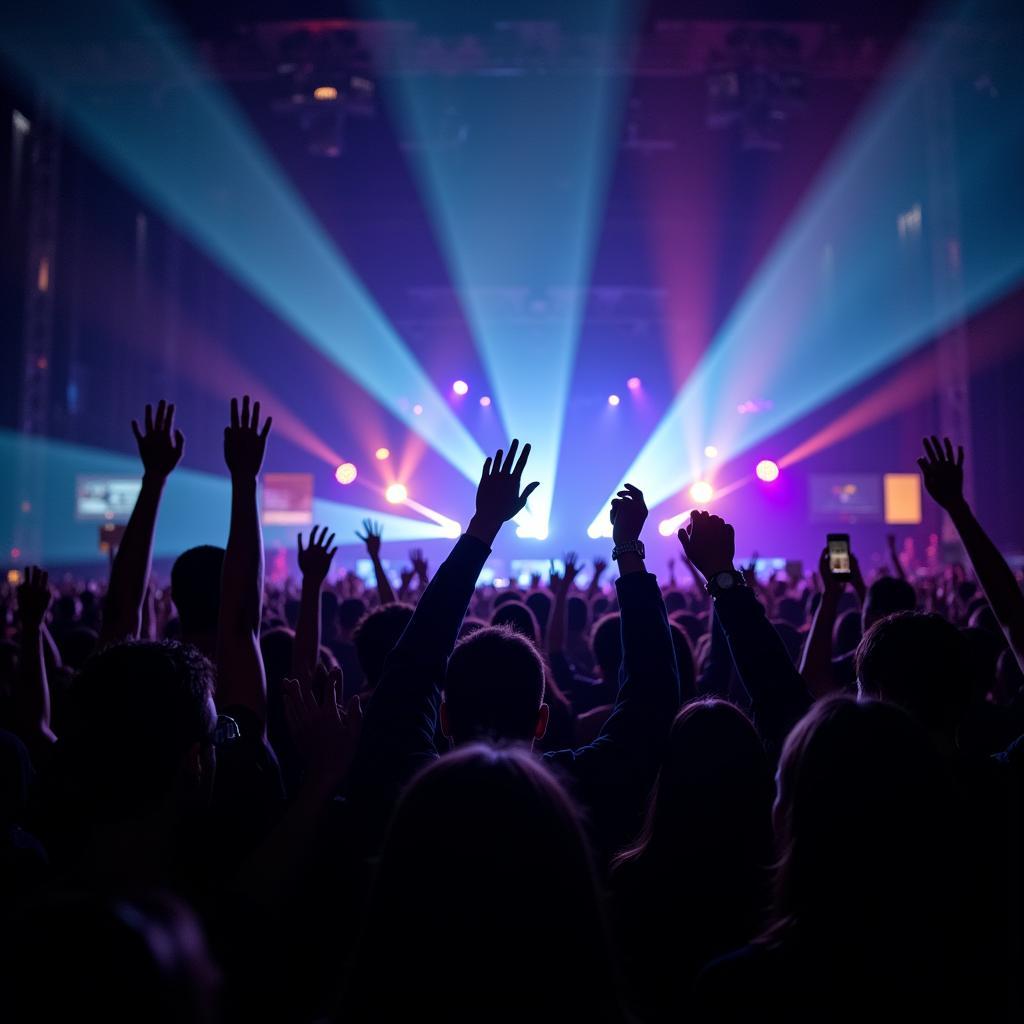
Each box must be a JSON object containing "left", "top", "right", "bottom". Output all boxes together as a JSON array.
[
  {"left": 706, "top": 569, "right": 746, "bottom": 598},
  {"left": 611, "top": 540, "right": 646, "bottom": 562}
]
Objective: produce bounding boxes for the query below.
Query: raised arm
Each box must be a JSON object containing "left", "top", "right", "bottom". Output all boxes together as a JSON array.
[
  {"left": 15, "top": 567, "right": 57, "bottom": 756},
  {"left": 217, "top": 396, "right": 272, "bottom": 728},
  {"left": 410, "top": 548, "right": 430, "bottom": 592},
  {"left": 799, "top": 546, "right": 860, "bottom": 698},
  {"left": 293, "top": 525, "right": 337, "bottom": 684},
  {"left": 547, "top": 552, "right": 580, "bottom": 660},
  {"left": 887, "top": 533, "right": 908, "bottom": 581},
  {"left": 356, "top": 519, "right": 396, "bottom": 605},
  {"left": 558, "top": 486, "right": 680, "bottom": 846},
  {"left": 680, "top": 511, "right": 810, "bottom": 758},
  {"left": 919, "top": 436, "right": 1024, "bottom": 671},
  {"left": 99, "top": 401, "right": 184, "bottom": 645},
  {"left": 587, "top": 557, "right": 608, "bottom": 599},
  {"left": 348, "top": 441, "right": 538, "bottom": 799}
]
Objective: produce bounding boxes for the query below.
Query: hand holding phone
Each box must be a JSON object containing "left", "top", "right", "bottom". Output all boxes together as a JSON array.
[{"left": 826, "top": 534, "right": 852, "bottom": 577}]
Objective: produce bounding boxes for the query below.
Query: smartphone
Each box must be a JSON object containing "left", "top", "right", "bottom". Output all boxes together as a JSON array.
[{"left": 827, "top": 533, "right": 852, "bottom": 576}]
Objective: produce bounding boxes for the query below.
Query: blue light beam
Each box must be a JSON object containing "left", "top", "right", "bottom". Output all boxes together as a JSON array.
[
  {"left": 374, "top": 0, "right": 634, "bottom": 537},
  {"left": 0, "top": 1, "right": 485, "bottom": 483},
  {"left": 588, "top": 0, "right": 1024, "bottom": 537}
]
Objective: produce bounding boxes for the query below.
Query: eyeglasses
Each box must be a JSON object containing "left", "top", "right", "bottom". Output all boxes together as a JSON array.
[{"left": 213, "top": 714, "right": 240, "bottom": 746}]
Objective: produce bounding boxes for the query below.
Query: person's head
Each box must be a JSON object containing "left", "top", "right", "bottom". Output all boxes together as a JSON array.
[
  {"left": 337, "top": 598, "right": 367, "bottom": 641},
  {"left": 616, "top": 699, "right": 772, "bottom": 873},
  {"left": 592, "top": 612, "right": 622, "bottom": 685},
  {"left": 771, "top": 696, "right": 949, "bottom": 946},
  {"left": 442, "top": 625, "right": 547, "bottom": 745},
  {"left": 776, "top": 597, "right": 805, "bottom": 631},
  {"left": 492, "top": 590, "right": 523, "bottom": 610},
  {"left": 490, "top": 600, "right": 540, "bottom": 646},
  {"left": 664, "top": 589, "right": 688, "bottom": 616},
  {"left": 57, "top": 640, "right": 217, "bottom": 822},
  {"left": 861, "top": 575, "right": 916, "bottom": 632},
  {"left": 833, "top": 607, "right": 862, "bottom": 656},
  {"left": 567, "top": 594, "right": 589, "bottom": 634},
  {"left": 671, "top": 610, "right": 705, "bottom": 649},
  {"left": 170, "top": 547, "right": 225, "bottom": 643},
  {"left": 349, "top": 744, "right": 622, "bottom": 1021},
  {"left": 353, "top": 604, "right": 414, "bottom": 689},
  {"left": 856, "top": 611, "right": 970, "bottom": 738},
  {"left": 525, "top": 590, "right": 552, "bottom": 639}
]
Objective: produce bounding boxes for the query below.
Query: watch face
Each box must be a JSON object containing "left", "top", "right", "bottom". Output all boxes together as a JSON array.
[{"left": 715, "top": 572, "right": 735, "bottom": 589}]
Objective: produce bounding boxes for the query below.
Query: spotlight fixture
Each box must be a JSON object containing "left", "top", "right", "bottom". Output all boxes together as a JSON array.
[
  {"left": 335, "top": 462, "right": 357, "bottom": 485},
  {"left": 704, "top": 445, "right": 719, "bottom": 459},
  {"left": 452, "top": 379, "right": 469, "bottom": 396},
  {"left": 626, "top": 376, "right": 641, "bottom": 391},
  {"left": 756, "top": 459, "right": 780, "bottom": 482},
  {"left": 479, "top": 395, "right": 492, "bottom": 407},
  {"left": 374, "top": 447, "right": 390, "bottom": 461},
  {"left": 385, "top": 483, "right": 408, "bottom": 504},
  {"left": 608, "top": 394, "right": 621, "bottom": 407}
]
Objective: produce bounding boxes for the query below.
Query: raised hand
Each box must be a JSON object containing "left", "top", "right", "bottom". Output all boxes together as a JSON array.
[
  {"left": 468, "top": 439, "right": 540, "bottom": 544},
  {"left": 610, "top": 483, "right": 648, "bottom": 545},
  {"left": 356, "top": 519, "right": 383, "bottom": 559},
  {"left": 678, "top": 510, "right": 735, "bottom": 582},
  {"left": 550, "top": 552, "right": 580, "bottom": 597},
  {"left": 399, "top": 566, "right": 415, "bottom": 592},
  {"left": 297, "top": 525, "right": 337, "bottom": 586},
  {"left": 131, "top": 400, "right": 184, "bottom": 480},
  {"left": 592, "top": 557, "right": 608, "bottom": 581},
  {"left": 17, "top": 566, "right": 51, "bottom": 630},
  {"left": 224, "top": 395, "right": 272, "bottom": 479},
  {"left": 409, "top": 548, "right": 429, "bottom": 581},
  {"left": 282, "top": 665, "right": 362, "bottom": 792},
  {"left": 917, "top": 435, "right": 965, "bottom": 511}
]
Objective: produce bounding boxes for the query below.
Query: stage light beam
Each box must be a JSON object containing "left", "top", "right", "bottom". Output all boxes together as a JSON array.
[
  {"left": 586, "top": 0, "right": 1024, "bottom": 535},
  {"left": 0, "top": 1, "right": 487, "bottom": 486}
]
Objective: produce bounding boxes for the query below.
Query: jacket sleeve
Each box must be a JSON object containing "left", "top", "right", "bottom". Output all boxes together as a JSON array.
[
  {"left": 712, "top": 584, "right": 812, "bottom": 759},
  {"left": 346, "top": 534, "right": 489, "bottom": 805}
]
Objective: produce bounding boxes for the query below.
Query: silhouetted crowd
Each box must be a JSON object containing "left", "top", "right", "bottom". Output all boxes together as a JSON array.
[{"left": 1, "top": 399, "right": 1022, "bottom": 1022}]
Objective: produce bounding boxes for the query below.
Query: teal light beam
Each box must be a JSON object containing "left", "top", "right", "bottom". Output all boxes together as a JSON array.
[
  {"left": 374, "top": 0, "right": 635, "bottom": 537},
  {"left": 0, "top": 1, "right": 486, "bottom": 483},
  {"left": 588, "top": 0, "right": 1024, "bottom": 536}
]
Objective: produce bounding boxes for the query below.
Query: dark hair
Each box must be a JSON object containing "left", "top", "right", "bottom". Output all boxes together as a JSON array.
[
  {"left": 614, "top": 699, "right": 772, "bottom": 874},
  {"left": 567, "top": 594, "right": 588, "bottom": 632},
  {"left": 664, "top": 590, "right": 688, "bottom": 615},
  {"left": 348, "top": 745, "right": 625, "bottom": 1021},
  {"left": 491, "top": 600, "right": 541, "bottom": 645},
  {"left": 776, "top": 597, "right": 805, "bottom": 630},
  {"left": 670, "top": 610, "right": 705, "bottom": 648},
  {"left": 862, "top": 576, "right": 916, "bottom": 631},
  {"left": 492, "top": 590, "right": 523, "bottom": 609},
  {"left": 770, "top": 696, "right": 950, "bottom": 948},
  {"left": 444, "top": 625, "right": 545, "bottom": 742},
  {"left": 170, "top": 546, "right": 225, "bottom": 636},
  {"left": 353, "top": 604, "right": 414, "bottom": 688},
  {"left": 833, "top": 607, "right": 862, "bottom": 656},
  {"left": 856, "top": 611, "right": 970, "bottom": 736},
  {"left": 592, "top": 612, "right": 622, "bottom": 683},
  {"left": 525, "top": 590, "right": 552, "bottom": 639},
  {"left": 338, "top": 597, "right": 367, "bottom": 632},
  {"left": 56, "top": 640, "right": 216, "bottom": 820}
]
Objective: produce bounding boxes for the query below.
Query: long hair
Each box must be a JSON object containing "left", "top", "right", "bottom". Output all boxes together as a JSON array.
[{"left": 346, "top": 744, "right": 626, "bottom": 1023}]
